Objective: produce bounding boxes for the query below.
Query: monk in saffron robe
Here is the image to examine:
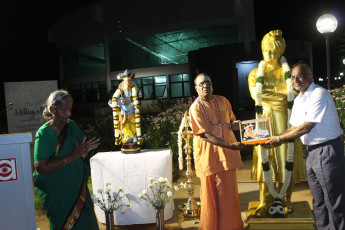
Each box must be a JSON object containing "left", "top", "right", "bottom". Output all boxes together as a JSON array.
[{"left": 189, "top": 73, "right": 246, "bottom": 230}]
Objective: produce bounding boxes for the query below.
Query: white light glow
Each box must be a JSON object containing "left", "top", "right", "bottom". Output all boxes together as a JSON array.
[{"left": 316, "top": 14, "right": 338, "bottom": 34}]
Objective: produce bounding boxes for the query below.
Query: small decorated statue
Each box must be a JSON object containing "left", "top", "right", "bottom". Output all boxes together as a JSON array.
[{"left": 109, "top": 70, "right": 142, "bottom": 153}]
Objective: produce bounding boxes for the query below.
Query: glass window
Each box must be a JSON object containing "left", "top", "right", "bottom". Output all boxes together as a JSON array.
[
  {"left": 92, "top": 82, "right": 99, "bottom": 89},
  {"left": 142, "top": 77, "right": 153, "bottom": 84},
  {"left": 86, "top": 84, "right": 97, "bottom": 102},
  {"left": 183, "top": 74, "right": 189, "bottom": 81},
  {"left": 170, "top": 74, "right": 182, "bottom": 82},
  {"left": 155, "top": 76, "right": 166, "bottom": 84},
  {"left": 142, "top": 77, "right": 153, "bottom": 99},
  {"left": 170, "top": 73, "right": 190, "bottom": 98},
  {"left": 99, "top": 81, "right": 107, "bottom": 89},
  {"left": 109, "top": 80, "right": 120, "bottom": 99},
  {"left": 98, "top": 81, "right": 107, "bottom": 102},
  {"left": 184, "top": 82, "right": 191, "bottom": 97},
  {"left": 154, "top": 76, "right": 167, "bottom": 99},
  {"left": 132, "top": 78, "right": 142, "bottom": 98},
  {"left": 171, "top": 83, "right": 183, "bottom": 97}
]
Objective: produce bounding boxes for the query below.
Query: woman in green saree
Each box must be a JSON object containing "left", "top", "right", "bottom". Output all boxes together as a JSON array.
[{"left": 33, "top": 89, "right": 100, "bottom": 230}]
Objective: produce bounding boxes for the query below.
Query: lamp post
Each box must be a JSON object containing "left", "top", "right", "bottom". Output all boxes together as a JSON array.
[{"left": 316, "top": 14, "right": 338, "bottom": 90}]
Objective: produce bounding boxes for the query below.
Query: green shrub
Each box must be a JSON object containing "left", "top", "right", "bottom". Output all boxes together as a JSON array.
[
  {"left": 80, "top": 116, "right": 121, "bottom": 152},
  {"left": 141, "top": 97, "right": 195, "bottom": 179},
  {"left": 329, "top": 86, "right": 345, "bottom": 148}
]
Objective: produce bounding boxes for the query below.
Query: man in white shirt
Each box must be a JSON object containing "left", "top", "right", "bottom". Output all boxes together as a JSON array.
[{"left": 265, "top": 62, "right": 345, "bottom": 230}]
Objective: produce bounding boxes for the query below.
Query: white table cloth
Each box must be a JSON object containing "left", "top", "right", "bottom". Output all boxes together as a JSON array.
[{"left": 90, "top": 148, "right": 173, "bottom": 225}]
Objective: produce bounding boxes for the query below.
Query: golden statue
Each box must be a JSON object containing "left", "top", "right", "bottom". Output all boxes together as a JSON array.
[{"left": 248, "top": 30, "right": 306, "bottom": 217}]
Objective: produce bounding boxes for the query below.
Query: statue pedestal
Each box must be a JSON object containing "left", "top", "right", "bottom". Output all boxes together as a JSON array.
[
  {"left": 121, "top": 142, "right": 140, "bottom": 153},
  {"left": 247, "top": 201, "right": 316, "bottom": 230}
]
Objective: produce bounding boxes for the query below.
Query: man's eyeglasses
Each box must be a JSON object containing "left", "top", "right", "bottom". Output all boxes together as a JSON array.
[
  {"left": 196, "top": 81, "right": 212, "bottom": 87},
  {"left": 291, "top": 74, "right": 310, "bottom": 81}
]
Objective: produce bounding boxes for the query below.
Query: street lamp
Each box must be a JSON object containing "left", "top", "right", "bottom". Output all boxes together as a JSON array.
[{"left": 316, "top": 14, "right": 338, "bottom": 90}]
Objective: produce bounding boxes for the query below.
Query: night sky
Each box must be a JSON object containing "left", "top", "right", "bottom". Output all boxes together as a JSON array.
[
  {"left": 1, "top": 0, "right": 345, "bottom": 108},
  {"left": 253, "top": 0, "right": 345, "bottom": 78}
]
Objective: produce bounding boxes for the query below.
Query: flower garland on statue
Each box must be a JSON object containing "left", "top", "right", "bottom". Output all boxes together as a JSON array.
[
  {"left": 132, "top": 86, "right": 143, "bottom": 145},
  {"left": 255, "top": 56, "right": 295, "bottom": 216},
  {"left": 112, "top": 89, "right": 122, "bottom": 145}
]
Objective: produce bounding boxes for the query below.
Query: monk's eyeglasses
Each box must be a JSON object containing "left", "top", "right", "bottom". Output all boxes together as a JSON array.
[{"left": 196, "top": 81, "right": 212, "bottom": 87}]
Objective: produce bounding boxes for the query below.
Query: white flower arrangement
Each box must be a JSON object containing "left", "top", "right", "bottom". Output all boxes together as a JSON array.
[
  {"left": 138, "top": 177, "right": 178, "bottom": 210},
  {"left": 91, "top": 181, "right": 132, "bottom": 214}
]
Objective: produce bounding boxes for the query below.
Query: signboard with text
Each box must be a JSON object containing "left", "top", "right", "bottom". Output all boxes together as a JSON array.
[{"left": 4, "top": 80, "right": 57, "bottom": 136}]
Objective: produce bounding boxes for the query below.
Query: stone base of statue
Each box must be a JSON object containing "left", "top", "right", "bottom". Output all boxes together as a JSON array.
[
  {"left": 121, "top": 142, "right": 140, "bottom": 154},
  {"left": 246, "top": 201, "right": 316, "bottom": 229}
]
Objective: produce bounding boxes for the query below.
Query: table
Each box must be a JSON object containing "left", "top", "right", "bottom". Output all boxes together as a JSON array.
[{"left": 90, "top": 148, "right": 174, "bottom": 225}]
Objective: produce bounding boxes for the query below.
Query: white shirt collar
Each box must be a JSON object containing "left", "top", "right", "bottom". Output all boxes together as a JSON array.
[{"left": 296, "top": 81, "right": 316, "bottom": 99}]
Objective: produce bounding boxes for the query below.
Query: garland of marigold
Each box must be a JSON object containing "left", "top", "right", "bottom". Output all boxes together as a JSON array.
[{"left": 112, "top": 89, "right": 122, "bottom": 145}]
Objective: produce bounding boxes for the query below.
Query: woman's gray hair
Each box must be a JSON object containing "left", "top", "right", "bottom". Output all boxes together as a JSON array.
[{"left": 42, "top": 89, "right": 73, "bottom": 120}]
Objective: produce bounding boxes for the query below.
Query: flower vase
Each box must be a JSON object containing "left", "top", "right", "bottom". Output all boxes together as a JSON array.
[
  {"left": 155, "top": 208, "right": 164, "bottom": 230},
  {"left": 105, "top": 212, "right": 115, "bottom": 230}
]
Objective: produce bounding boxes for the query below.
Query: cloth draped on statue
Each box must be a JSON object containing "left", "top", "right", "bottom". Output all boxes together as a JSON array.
[
  {"left": 33, "top": 120, "right": 99, "bottom": 230},
  {"left": 248, "top": 68, "right": 306, "bottom": 183},
  {"left": 189, "top": 95, "right": 243, "bottom": 230}
]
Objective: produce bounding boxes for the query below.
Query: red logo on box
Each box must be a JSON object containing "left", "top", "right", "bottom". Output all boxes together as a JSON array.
[{"left": 0, "top": 158, "right": 18, "bottom": 182}]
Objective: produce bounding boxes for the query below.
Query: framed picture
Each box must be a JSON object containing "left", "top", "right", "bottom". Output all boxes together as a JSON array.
[{"left": 239, "top": 118, "right": 272, "bottom": 145}]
